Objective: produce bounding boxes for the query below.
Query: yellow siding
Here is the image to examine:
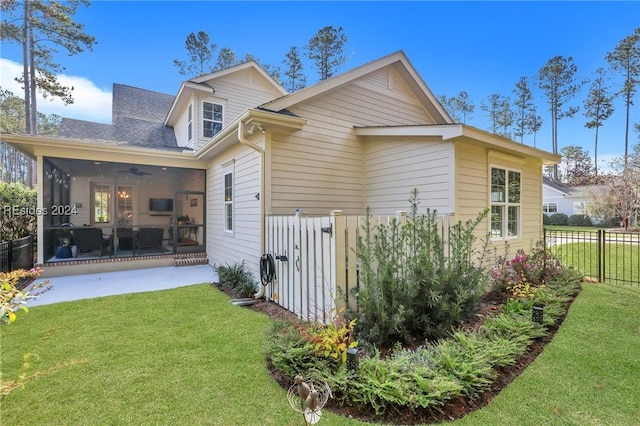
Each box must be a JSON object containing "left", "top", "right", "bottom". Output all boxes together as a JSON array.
[
  {"left": 454, "top": 140, "right": 545, "bottom": 262},
  {"left": 364, "top": 138, "right": 455, "bottom": 214},
  {"left": 269, "top": 69, "right": 437, "bottom": 216}
]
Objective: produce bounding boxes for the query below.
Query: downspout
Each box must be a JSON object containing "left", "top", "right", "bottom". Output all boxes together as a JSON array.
[{"left": 237, "top": 121, "right": 267, "bottom": 299}]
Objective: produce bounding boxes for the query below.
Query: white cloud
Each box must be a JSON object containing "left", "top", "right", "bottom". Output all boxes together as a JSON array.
[{"left": 0, "top": 58, "right": 112, "bottom": 124}]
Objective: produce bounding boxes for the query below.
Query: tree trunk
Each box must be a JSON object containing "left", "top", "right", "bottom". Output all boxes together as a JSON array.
[
  {"left": 22, "top": 1, "right": 31, "bottom": 135},
  {"left": 29, "top": 23, "right": 38, "bottom": 136}
]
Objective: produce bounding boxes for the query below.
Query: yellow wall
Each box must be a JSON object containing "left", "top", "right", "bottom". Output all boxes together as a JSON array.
[{"left": 454, "top": 140, "right": 545, "bottom": 264}]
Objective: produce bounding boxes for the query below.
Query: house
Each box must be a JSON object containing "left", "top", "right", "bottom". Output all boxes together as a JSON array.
[
  {"left": 543, "top": 177, "right": 592, "bottom": 217},
  {"left": 2, "top": 51, "right": 560, "bottom": 281}
]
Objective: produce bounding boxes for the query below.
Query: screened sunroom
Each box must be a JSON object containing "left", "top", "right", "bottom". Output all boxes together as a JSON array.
[{"left": 42, "top": 157, "right": 206, "bottom": 263}]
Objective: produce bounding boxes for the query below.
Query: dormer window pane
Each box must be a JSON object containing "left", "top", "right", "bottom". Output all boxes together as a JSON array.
[{"left": 203, "top": 102, "right": 223, "bottom": 138}]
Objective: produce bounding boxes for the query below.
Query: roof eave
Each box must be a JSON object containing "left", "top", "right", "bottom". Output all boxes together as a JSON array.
[
  {"left": 195, "top": 109, "right": 306, "bottom": 161},
  {"left": 354, "top": 124, "right": 561, "bottom": 165},
  {"left": 1, "top": 133, "right": 205, "bottom": 167}
]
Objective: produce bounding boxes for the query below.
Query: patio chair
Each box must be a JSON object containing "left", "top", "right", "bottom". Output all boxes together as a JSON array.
[
  {"left": 133, "top": 227, "right": 164, "bottom": 255},
  {"left": 73, "top": 227, "right": 109, "bottom": 258}
]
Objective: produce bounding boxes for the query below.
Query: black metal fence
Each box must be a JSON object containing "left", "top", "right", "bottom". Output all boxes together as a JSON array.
[
  {"left": 0, "top": 235, "right": 34, "bottom": 273},
  {"left": 544, "top": 228, "right": 639, "bottom": 286}
]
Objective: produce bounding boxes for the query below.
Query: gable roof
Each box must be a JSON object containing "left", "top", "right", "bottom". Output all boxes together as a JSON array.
[
  {"left": 165, "top": 61, "right": 287, "bottom": 126},
  {"left": 58, "top": 84, "right": 179, "bottom": 150},
  {"left": 260, "top": 50, "right": 453, "bottom": 124},
  {"left": 543, "top": 177, "right": 572, "bottom": 196}
]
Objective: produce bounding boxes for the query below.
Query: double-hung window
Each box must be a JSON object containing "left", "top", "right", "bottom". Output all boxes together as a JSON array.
[
  {"left": 224, "top": 170, "right": 233, "bottom": 232},
  {"left": 490, "top": 167, "right": 521, "bottom": 239},
  {"left": 203, "top": 101, "right": 223, "bottom": 138},
  {"left": 543, "top": 202, "right": 558, "bottom": 213}
]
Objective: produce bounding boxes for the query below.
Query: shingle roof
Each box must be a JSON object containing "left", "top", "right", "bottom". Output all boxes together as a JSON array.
[{"left": 58, "top": 84, "right": 179, "bottom": 151}]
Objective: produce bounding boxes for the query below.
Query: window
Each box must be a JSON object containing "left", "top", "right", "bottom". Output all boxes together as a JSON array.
[
  {"left": 224, "top": 171, "right": 233, "bottom": 232},
  {"left": 574, "top": 201, "right": 587, "bottom": 215},
  {"left": 490, "top": 167, "right": 521, "bottom": 238},
  {"left": 93, "top": 184, "right": 111, "bottom": 223},
  {"left": 203, "top": 101, "right": 223, "bottom": 138},
  {"left": 543, "top": 202, "right": 558, "bottom": 213},
  {"left": 116, "top": 186, "right": 134, "bottom": 226},
  {"left": 187, "top": 104, "right": 193, "bottom": 142}
]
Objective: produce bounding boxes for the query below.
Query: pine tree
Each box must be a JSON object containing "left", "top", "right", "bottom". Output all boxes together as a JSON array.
[
  {"left": 305, "top": 26, "right": 347, "bottom": 81},
  {"left": 584, "top": 68, "right": 615, "bottom": 176},
  {"left": 481, "top": 93, "right": 511, "bottom": 137},
  {"left": 512, "top": 77, "right": 542, "bottom": 144},
  {"left": 606, "top": 27, "right": 640, "bottom": 167},
  {"left": 438, "top": 94, "right": 461, "bottom": 122},
  {"left": 215, "top": 47, "right": 237, "bottom": 70},
  {"left": 282, "top": 46, "right": 306, "bottom": 92},
  {"left": 0, "top": 0, "right": 95, "bottom": 136},
  {"left": 560, "top": 145, "right": 595, "bottom": 185},
  {"left": 173, "top": 31, "right": 217, "bottom": 76},
  {"left": 537, "top": 56, "right": 585, "bottom": 180},
  {"left": 453, "top": 91, "right": 474, "bottom": 124}
]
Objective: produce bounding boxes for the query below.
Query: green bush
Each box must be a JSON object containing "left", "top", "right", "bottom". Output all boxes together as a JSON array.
[
  {"left": 0, "top": 182, "right": 37, "bottom": 242},
  {"left": 568, "top": 214, "right": 592, "bottom": 226},
  {"left": 543, "top": 213, "right": 551, "bottom": 225},
  {"left": 547, "top": 213, "right": 569, "bottom": 226},
  {"left": 214, "top": 261, "right": 257, "bottom": 298},
  {"left": 265, "top": 261, "right": 581, "bottom": 416},
  {"left": 352, "top": 189, "right": 489, "bottom": 348}
]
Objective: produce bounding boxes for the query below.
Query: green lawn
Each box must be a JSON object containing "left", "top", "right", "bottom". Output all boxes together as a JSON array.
[
  {"left": 2, "top": 283, "right": 639, "bottom": 425},
  {"left": 454, "top": 283, "right": 640, "bottom": 426},
  {"left": 549, "top": 242, "right": 639, "bottom": 284}
]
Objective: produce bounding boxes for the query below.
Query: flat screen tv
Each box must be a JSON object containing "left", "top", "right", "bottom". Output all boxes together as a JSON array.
[{"left": 149, "top": 198, "right": 173, "bottom": 214}]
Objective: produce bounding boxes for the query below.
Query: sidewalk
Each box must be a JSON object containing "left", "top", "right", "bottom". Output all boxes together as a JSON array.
[{"left": 28, "top": 264, "right": 218, "bottom": 306}]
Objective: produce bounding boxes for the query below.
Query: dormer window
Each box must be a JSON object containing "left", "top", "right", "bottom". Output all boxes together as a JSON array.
[{"left": 203, "top": 101, "right": 223, "bottom": 138}]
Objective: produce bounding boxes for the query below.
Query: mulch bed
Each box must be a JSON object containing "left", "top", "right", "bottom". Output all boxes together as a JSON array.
[{"left": 216, "top": 284, "right": 580, "bottom": 424}]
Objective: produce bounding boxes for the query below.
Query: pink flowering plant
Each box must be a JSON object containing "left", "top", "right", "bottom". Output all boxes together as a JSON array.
[{"left": 490, "top": 242, "right": 564, "bottom": 295}]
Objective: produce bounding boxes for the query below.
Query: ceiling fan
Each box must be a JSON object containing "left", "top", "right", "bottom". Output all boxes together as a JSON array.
[{"left": 119, "top": 166, "right": 152, "bottom": 176}]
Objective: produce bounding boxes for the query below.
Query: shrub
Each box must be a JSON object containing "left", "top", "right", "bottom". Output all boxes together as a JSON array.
[
  {"left": 490, "top": 242, "right": 564, "bottom": 293},
  {"left": 299, "top": 310, "right": 358, "bottom": 364},
  {"left": 1, "top": 268, "right": 50, "bottom": 325},
  {"left": 214, "top": 261, "right": 257, "bottom": 298},
  {"left": 265, "top": 265, "right": 581, "bottom": 416},
  {"left": 0, "top": 182, "right": 37, "bottom": 242},
  {"left": 547, "top": 213, "right": 569, "bottom": 226},
  {"left": 568, "top": 214, "right": 592, "bottom": 226},
  {"left": 353, "top": 189, "right": 489, "bottom": 348},
  {"left": 542, "top": 213, "right": 551, "bottom": 225}
]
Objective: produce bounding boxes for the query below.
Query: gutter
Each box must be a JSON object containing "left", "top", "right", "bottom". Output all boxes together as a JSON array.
[{"left": 238, "top": 121, "right": 267, "bottom": 299}]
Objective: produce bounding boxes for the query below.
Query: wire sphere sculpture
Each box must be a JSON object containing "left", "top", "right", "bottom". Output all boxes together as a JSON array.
[{"left": 287, "top": 376, "right": 332, "bottom": 425}]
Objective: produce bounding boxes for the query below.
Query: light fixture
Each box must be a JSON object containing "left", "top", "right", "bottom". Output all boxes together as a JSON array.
[{"left": 532, "top": 306, "right": 544, "bottom": 324}]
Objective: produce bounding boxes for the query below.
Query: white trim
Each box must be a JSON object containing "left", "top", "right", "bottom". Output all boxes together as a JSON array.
[
  {"left": 489, "top": 165, "right": 522, "bottom": 240},
  {"left": 202, "top": 100, "right": 224, "bottom": 139},
  {"left": 222, "top": 163, "right": 234, "bottom": 234}
]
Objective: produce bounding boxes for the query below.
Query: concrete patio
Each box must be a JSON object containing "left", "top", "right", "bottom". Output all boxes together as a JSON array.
[{"left": 28, "top": 264, "right": 218, "bottom": 306}]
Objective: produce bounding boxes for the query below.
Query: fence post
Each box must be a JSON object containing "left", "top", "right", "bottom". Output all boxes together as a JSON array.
[
  {"left": 599, "top": 229, "right": 605, "bottom": 283},
  {"left": 331, "top": 210, "right": 345, "bottom": 314},
  {"left": 543, "top": 227, "right": 547, "bottom": 273},
  {"left": 7, "top": 240, "right": 13, "bottom": 273}
]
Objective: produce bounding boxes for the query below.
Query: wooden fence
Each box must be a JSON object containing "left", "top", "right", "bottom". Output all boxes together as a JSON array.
[{"left": 264, "top": 211, "right": 452, "bottom": 323}]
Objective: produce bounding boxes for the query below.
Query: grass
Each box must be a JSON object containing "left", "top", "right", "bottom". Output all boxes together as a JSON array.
[
  {"left": 2, "top": 283, "right": 640, "bottom": 425},
  {"left": 454, "top": 283, "right": 640, "bottom": 426},
  {"left": 0, "top": 285, "right": 356, "bottom": 425},
  {"left": 549, "top": 242, "right": 639, "bottom": 284}
]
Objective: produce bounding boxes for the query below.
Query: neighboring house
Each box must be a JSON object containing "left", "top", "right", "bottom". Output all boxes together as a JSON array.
[
  {"left": 2, "top": 51, "right": 560, "bottom": 280},
  {"left": 543, "top": 177, "right": 592, "bottom": 217}
]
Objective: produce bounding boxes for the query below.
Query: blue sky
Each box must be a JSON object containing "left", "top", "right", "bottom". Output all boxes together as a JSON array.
[{"left": 1, "top": 1, "right": 639, "bottom": 167}]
